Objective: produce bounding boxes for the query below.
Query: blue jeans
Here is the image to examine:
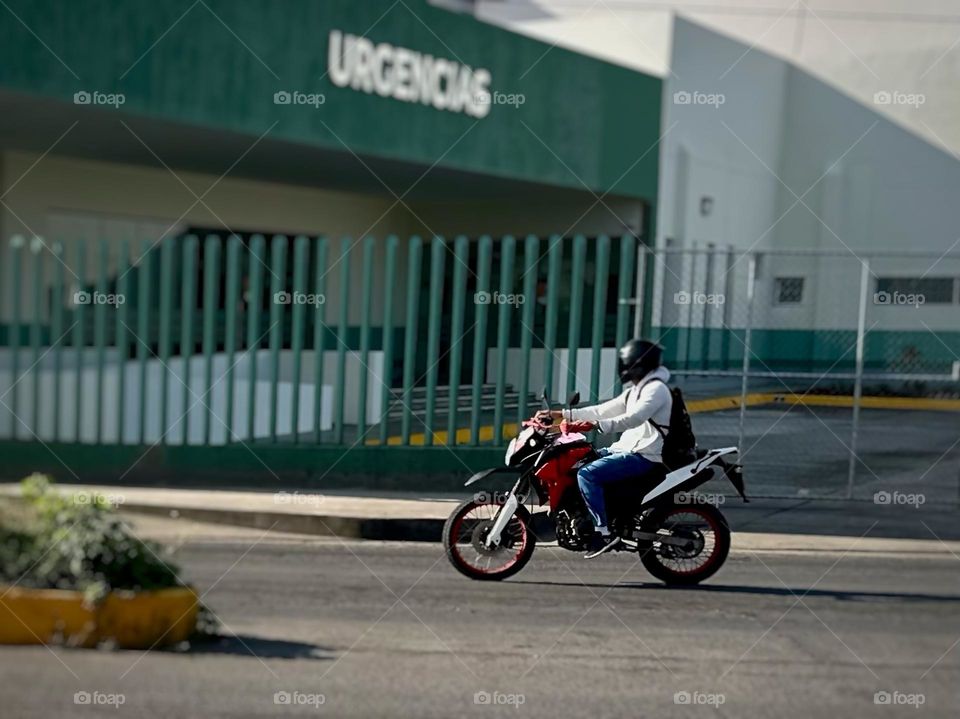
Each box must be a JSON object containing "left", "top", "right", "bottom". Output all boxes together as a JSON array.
[{"left": 576, "top": 449, "right": 659, "bottom": 530}]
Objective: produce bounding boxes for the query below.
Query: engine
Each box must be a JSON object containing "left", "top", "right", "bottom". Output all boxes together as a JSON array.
[{"left": 554, "top": 508, "right": 595, "bottom": 551}]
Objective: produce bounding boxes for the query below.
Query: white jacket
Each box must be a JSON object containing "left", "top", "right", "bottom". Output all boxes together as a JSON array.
[{"left": 564, "top": 366, "right": 673, "bottom": 462}]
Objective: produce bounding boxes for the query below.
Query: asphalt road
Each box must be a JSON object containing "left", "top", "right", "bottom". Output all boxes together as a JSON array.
[{"left": 2, "top": 516, "right": 958, "bottom": 718}]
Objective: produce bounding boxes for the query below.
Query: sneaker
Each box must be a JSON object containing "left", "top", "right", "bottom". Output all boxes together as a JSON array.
[{"left": 584, "top": 533, "right": 622, "bottom": 559}]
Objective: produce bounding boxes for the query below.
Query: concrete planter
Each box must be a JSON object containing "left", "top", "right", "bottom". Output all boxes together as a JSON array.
[{"left": 0, "top": 585, "right": 199, "bottom": 649}]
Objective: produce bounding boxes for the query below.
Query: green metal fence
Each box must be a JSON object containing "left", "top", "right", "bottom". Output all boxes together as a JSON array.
[
  {"left": 0, "top": 233, "right": 643, "bottom": 453},
  {"left": 2, "top": 236, "right": 959, "bottom": 498}
]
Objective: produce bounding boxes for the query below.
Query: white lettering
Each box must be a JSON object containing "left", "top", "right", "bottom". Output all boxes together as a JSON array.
[
  {"left": 431, "top": 58, "right": 452, "bottom": 110},
  {"left": 373, "top": 42, "right": 395, "bottom": 97},
  {"left": 327, "top": 30, "right": 495, "bottom": 118},
  {"left": 328, "top": 31, "right": 351, "bottom": 87},
  {"left": 469, "top": 68, "right": 492, "bottom": 118},
  {"left": 415, "top": 54, "right": 434, "bottom": 108},
  {"left": 351, "top": 37, "right": 375, "bottom": 93},
  {"left": 393, "top": 47, "right": 415, "bottom": 101}
]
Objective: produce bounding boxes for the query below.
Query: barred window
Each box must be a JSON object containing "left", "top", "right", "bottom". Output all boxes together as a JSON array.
[
  {"left": 875, "top": 277, "right": 955, "bottom": 304},
  {"left": 774, "top": 277, "right": 804, "bottom": 304}
]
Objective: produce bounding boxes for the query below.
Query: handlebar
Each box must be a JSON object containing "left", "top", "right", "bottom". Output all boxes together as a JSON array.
[{"left": 525, "top": 413, "right": 594, "bottom": 435}]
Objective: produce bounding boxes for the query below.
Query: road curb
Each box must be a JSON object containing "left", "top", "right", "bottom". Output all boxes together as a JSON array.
[
  {"left": 119, "top": 503, "right": 960, "bottom": 555},
  {"left": 121, "top": 503, "right": 447, "bottom": 542}
]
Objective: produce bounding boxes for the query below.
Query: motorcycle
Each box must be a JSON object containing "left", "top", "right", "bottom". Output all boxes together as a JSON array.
[{"left": 443, "top": 391, "right": 748, "bottom": 584}]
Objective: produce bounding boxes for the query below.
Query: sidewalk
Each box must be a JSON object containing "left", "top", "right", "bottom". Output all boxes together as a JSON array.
[{"left": 2, "top": 483, "right": 957, "bottom": 553}]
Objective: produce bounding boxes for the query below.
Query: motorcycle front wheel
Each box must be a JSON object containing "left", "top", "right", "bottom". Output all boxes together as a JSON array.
[
  {"left": 639, "top": 501, "right": 730, "bottom": 585},
  {"left": 443, "top": 496, "right": 536, "bottom": 581}
]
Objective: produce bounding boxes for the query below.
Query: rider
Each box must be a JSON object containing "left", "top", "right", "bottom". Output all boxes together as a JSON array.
[{"left": 549, "top": 339, "right": 672, "bottom": 559}]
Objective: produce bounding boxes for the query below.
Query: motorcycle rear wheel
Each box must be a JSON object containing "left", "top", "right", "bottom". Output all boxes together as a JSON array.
[
  {"left": 443, "top": 496, "right": 536, "bottom": 581},
  {"left": 639, "top": 501, "right": 730, "bottom": 585}
]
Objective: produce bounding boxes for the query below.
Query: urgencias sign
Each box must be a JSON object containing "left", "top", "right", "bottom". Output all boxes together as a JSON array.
[{"left": 328, "top": 30, "right": 493, "bottom": 118}]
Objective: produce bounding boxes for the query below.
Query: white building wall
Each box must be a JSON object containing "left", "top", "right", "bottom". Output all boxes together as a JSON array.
[
  {"left": 657, "top": 18, "right": 960, "bottom": 336},
  {"left": 0, "top": 151, "right": 638, "bottom": 328},
  {"left": 654, "top": 17, "right": 790, "bottom": 331},
  {"left": 471, "top": 0, "right": 960, "bottom": 156},
  {"left": 0, "top": 151, "right": 415, "bottom": 244},
  {"left": 0, "top": 346, "right": 386, "bottom": 444},
  {"left": 0, "top": 150, "right": 423, "bottom": 327}
]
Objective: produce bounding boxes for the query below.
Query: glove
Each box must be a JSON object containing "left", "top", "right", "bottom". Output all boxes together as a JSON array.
[{"left": 561, "top": 419, "right": 595, "bottom": 434}]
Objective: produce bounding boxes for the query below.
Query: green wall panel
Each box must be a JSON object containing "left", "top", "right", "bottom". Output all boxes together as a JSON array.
[{"left": 0, "top": 0, "right": 661, "bottom": 199}]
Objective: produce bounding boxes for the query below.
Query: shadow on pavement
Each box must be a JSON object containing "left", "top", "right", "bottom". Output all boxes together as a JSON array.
[
  {"left": 173, "top": 634, "right": 336, "bottom": 660},
  {"left": 513, "top": 579, "right": 960, "bottom": 604}
]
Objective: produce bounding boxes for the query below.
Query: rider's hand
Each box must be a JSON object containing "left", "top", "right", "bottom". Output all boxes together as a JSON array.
[{"left": 561, "top": 419, "right": 596, "bottom": 434}]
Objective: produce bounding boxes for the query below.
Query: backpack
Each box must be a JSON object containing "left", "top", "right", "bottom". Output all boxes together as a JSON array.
[{"left": 648, "top": 381, "right": 698, "bottom": 469}]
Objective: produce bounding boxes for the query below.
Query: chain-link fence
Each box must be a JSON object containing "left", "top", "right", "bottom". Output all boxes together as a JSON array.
[{"left": 651, "top": 247, "right": 960, "bottom": 502}]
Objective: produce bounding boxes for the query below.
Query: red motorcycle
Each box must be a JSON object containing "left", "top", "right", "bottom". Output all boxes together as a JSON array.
[{"left": 443, "top": 392, "right": 747, "bottom": 584}]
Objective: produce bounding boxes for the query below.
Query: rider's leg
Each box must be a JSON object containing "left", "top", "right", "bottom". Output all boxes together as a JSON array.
[
  {"left": 578, "top": 452, "right": 659, "bottom": 558},
  {"left": 577, "top": 452, "right": 656, "bottom": 533}
]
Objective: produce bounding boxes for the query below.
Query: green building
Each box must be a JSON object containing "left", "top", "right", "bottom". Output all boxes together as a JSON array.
[{"left": 0, "top": 0, "right": 662, "bottom": 483}]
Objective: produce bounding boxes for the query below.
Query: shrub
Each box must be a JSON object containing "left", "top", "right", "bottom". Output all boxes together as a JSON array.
[{"left": 1, "top": 475, "right": 184, "bottom": 603}]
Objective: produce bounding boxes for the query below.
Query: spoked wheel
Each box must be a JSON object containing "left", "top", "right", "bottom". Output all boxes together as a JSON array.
[
  {"left": 443, "top": 496, "right": 536, "bottom": 581},
  {"left": 639, "top": 501, "right": 730, "bottom": 585}
]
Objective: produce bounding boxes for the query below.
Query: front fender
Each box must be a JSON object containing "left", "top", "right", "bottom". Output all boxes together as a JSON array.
[{"left": 464, "top": 466, "right": 516, "bottom": 486}]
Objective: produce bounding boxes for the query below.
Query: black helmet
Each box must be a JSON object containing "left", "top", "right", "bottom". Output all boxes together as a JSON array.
[{"left": 617, "top": 338, "right": 662, "bottom": 384}]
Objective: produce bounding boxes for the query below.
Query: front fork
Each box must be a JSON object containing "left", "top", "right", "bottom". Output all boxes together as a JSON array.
[{"left": 482, "top": 475, "right": 529, "bottom": 549}]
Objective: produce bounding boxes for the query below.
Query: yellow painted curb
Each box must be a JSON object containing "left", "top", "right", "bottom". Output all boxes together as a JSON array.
[
  {"left": 366, "top": 422, "right": 519, "bottom": 447},
  {"left": 0, "top": 585, "right": 199, "bottom": 649},
  {"left": 766, "top": 393, "right": 960, "bottom": 412},
  {"left": 366, "top": 392, "right": 958, "bottom": 447},
  {"left": 686, "top": 395, "right": 750, "bottom": 413}
]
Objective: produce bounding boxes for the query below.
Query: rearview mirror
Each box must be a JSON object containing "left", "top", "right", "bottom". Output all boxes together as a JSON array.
[
  {"left": 540, "top": 387, "right": 550, "bottom": 410},
  {"left": 567, "top": 391, "right": 580, "bottom": 408}
]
